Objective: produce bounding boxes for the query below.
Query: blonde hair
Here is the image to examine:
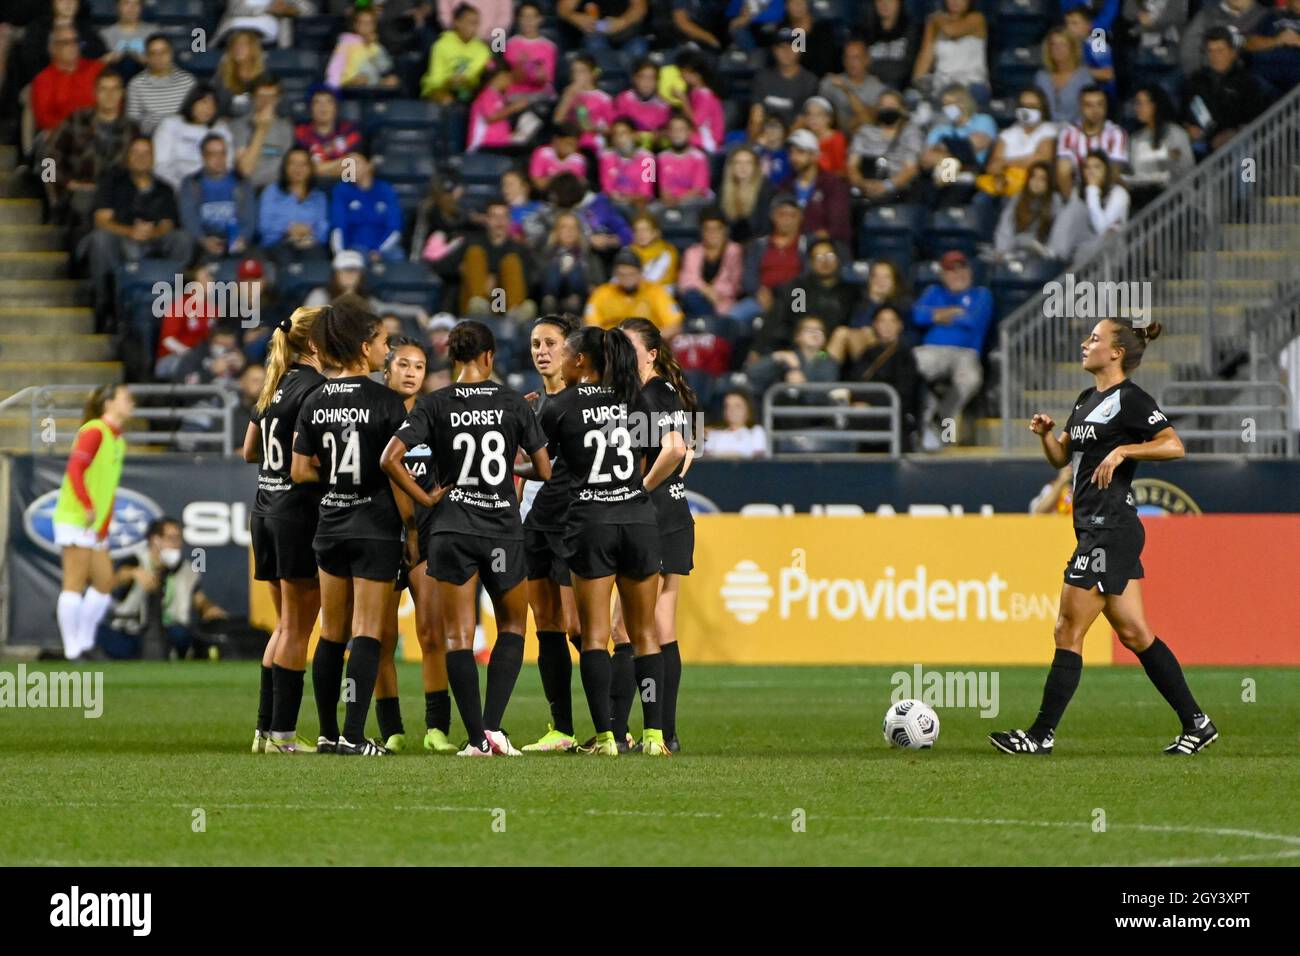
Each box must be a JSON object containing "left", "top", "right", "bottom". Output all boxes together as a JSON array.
[
  {"left": 256, "top": 306, "right": 324, "bottom": 413},
  {"left": 719, "top": 146, "right": 762, "bottom": 223},
  {"left": 549, "top": 211, "right": 589, "bottom": 251},
  {"left": 1042, "top": 28, "right": 1082, "bottom": 74},
  {"left": 219, "top": 30, "right": 265, "bottom": 95}
]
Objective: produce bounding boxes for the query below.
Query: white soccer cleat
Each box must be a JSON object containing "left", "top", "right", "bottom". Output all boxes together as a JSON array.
[
  {"left": 484, "top": 729, "right": 522, "bottom": 756},
  {"left": 457, "top": 740, "right": 493, "bottom": 757}
]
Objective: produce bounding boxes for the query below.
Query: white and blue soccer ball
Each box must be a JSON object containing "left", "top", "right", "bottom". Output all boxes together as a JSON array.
[{"left": 882, "top": 699, "right": 940, "bottom": 750}]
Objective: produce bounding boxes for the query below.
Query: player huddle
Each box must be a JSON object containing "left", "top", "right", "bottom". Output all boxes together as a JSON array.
[{"left": 242, "top": 294, "right": 695, "bottom": 757}]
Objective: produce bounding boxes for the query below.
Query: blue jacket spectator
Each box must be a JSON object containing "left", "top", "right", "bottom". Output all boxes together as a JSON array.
[
  {"left": 177, "top": 134, "right": 255, "bottom": 258},
  {"left": 912, "top": 267, "right": 994, "bottom": 351},
  {"left": 258, "top": 147, "right": 330, "bottom": 264},
  {"left": 330, "top": 153, "right": 404, "bottom": 260}
]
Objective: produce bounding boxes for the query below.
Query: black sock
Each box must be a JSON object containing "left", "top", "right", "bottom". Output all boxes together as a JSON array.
[
  {"left": 311, "top": 638, "right": 347, "bottom": 741},
  {"left": 424, "top": 689, "right": 451, "bottom": 734},
  {"left": 483, "top": 632, "right": 524, "bottom": 732},
  {"left": 536, "top": 630, "right": 574, "bottom": 736},
  {"left": 1028, "top": 648, "right": 1083, "bottom": 741},
  {"left": 1137, "top": 637, "right": 1203, "bottom": 729},
  {"left": 579, "top": 649, "right": 612, "bottom": 737},
  {"left": 445, "top": 649, "right": 486, "bottom": 748},
  {"left": 341, "top": 636, "right": 381, "bottom": 744},
  {"left": 257, "top": 664, "right": 273, "bottom": 733},
  {"left": 635, "top": 652, "right": 664, "bottom": 733},
  {"left": 270, "top": 664, "right": 305, "bottom": 735},
  {"left": 609, "top": 643, "right": 635, "bottom": 740},
  {"left": 375, "top": 696, "right": 404, "bottom": 741},
  {"left": 660, "top": 641, "right": 681, "bottom": 740}
]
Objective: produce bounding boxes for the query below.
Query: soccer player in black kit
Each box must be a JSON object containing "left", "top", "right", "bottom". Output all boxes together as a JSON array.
[
  {"left": 382, "top": 321, "right": 551, "bottom": 757},
  {"left": 243, "top": 305, "right": 326, "bottom": 754},
  {"left": 547, "top": 326, "right": 671, "bottom": 757},
  {"left": 291, "top": 295, "right": 411, "bottom": 756},
  {"left": 990, "top": 319, "right": 1218, "bottom": 756},
  {"left": 607, "top": 317, "right": 696, "bottom": 753}
]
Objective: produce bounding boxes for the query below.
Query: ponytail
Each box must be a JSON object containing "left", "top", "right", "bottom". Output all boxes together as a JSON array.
[
  {"left": 601, "top": 327, "right": 642, "bottom": 411},
  {"left": 618, "top": 316, "right": 697, "bottom": 414},
  {"left": 82, "top": 382, "right": 121, "bottom": 425},
  {"left": 1109, "top": 318, "right": 1162, "bottom": 373},
  {"left": 257, "top": 306, "right": 324, "bottom": 413}
]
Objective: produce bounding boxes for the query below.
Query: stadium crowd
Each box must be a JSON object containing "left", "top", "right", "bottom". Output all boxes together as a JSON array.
[{"left": 0, "top": 0, "right": 1289, "bottom": 451}]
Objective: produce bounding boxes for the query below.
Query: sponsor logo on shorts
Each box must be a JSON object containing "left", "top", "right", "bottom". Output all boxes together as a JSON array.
[{"left": 24, "top": 486, "right": 164, "bottom": 558}]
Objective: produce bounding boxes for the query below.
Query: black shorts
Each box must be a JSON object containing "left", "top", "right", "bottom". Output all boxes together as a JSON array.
[
  {"left": 396, "top": 510, "right": 436, "bottom": 592},
  {"left": 427, "top": 533, "right": 527, "bottom": 595},
  {"left": 524, "top": 527, "right": 571, "bottom": 585},
  {"left": 565, "top": 521, "right": 661, "bottom": 580},
  {"left": 659, "top": 524, "right": 694, "bottom": 576},
  {"left": 1064, "top": 523, "right": 1145, "bottom": 595},
  {"left": 251, "top": 514, "right": 318, "bottom": 581},
  {"left": 315, "top": 536, "right": 402, "bottom": 582}
]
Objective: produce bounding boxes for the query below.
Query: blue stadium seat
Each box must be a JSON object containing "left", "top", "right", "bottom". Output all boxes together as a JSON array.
[
  {"left": 373, "top": 153, "right": 436, "bottom": 186},
  {"left": 147, "top": 0, "right": 209, "bottom": 27},
  {"left": 912, "top": 257, "right": 993, "bottom": 298},
  {"left": 993, "top": 47, "right": 1043, "bottom": 98},
  {"left": 986, "top": 96, "right": 1017, "bottom": 130},
  {"left": 175, "top": 49, "right": 221, "bottom": 79},
  {"left": 859, "top": 203, "right": 926, "bottom": 261},
  {"left": 115, "top": 259, "right": 186, "bottom": 324},
  {"left": 924, "top": 206, "right": 982, "bottom": 259},
  {"left": 266, "top": 49, "right": 324, "bottom": 80},
  {"left": 369, "top": 260, "right": 442, "bottom": 312},
  {"left": 278, "top": 259, "right": 333, "bottom": 300},
  {"left": 89, "top": 0, "right": 117, "bottom": 24},
  {"left": 995, "top": 0, "right": 1050, "bottom": 48},
  {"left": 389, "top": 180, "right": 428, "bottom": 220},
  {"left": 458, "top": 152, "right": 516, "bottom": 187},
  {"left": 364, "top": 99, "right": 443, "bottom": 133},
  {"left": 717, "top": 48, "right": 764, "bottom": 100},
  {"left": 659, "top": 205, "right": 702, "bottom": 245},
  {"left": 294, "top": 15, "right": 345, "bottom": 53},
  {"left": 991, "top": 254, "right": 1062, "bottom": 319}
]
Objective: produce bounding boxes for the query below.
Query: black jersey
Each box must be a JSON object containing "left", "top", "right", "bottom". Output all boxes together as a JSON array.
[
  {"left": 1064, "top": 379, "right": 1171, "bottom": 530},
  {"left": 547, "top": 384, "right": 656, "bottom": 525},
  {"left": 292, "top": 375, "right": 408, "bottom": 541},
  {"left": 524, "top": 391, "right": 573, "bottom": 533},
  {"left": 640, "top": 376, "right": 694, "bottom": 533},
  {"left": 393, "top": 380, "right": 546, "bottom": 539},
  {"left": 251, "top": 364, "right": 325, "bottom": 523}
]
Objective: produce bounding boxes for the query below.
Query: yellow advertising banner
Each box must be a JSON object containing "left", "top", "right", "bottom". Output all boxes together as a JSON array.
[{"left": 679, "top": 516, "right": 1114, "bottom": 665}]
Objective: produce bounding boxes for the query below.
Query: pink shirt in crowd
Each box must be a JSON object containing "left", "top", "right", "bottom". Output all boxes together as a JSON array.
[
  {"left": 438, "top": 0, "right": 513, "bottom": 40},
  {"left": 505, "top": 35, "right": 557, "bottom": 96},
  {"left": 561, "top": 89, "right": 614, "bottom": 150},
  {"left": 678, "top": 241, "right": 744, "bottom": 313},
  {"left": 467, "top": 86, "right": 513, "bottom": 150},
  {"left": 614, "top": 90, "right": 672, "bottom": 133},
  {"left": 655, "top": 147, "right": 713, "bottom": 201},
  {"left": 529, "top": 144, "right": 589, "bottom": 182},
  {"left": 688, "top": 87, "right": 726, "bottom": 153},
  {"left": 599, "top": 148, "right": 656, "bottom": 200}
]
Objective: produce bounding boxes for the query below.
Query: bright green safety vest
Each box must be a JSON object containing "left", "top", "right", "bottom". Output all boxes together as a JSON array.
[{"left": 54, "top": 419, "right": 125, "bottom": 530}]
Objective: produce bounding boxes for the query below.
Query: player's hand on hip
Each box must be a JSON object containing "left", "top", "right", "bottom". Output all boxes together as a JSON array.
[{"left": 1030, "top": 413, "right": 1055, "bottom": 435}]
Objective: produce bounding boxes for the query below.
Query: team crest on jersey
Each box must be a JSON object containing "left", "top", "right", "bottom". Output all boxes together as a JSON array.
[{"left": 1084, "top": 390, "right": 1122, "bottom": 424}]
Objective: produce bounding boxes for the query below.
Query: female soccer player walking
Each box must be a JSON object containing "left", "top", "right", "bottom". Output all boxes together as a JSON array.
[
  {"left": 547, "top": 326, "right": 670, "bottom": 757},
  {"left": 990, "top": 319, "right": 1217, "bottom": 756},
  {"left": 244, "top": 306, "right": 326, "bottom": 754},
  {"left": 291, "top": 295, "right": 410, "bottom": 756},
  {"left": 371, "top": 336, "right": 458, "bottom": 753},
  {"left": 613, "top": 317, "right": 696, "bottom": 754},
  {"left": 53, "top": 383, "right": 134, "bottom": 661},
  {"left": 382, "top": 321, "right": 551, "bottom": 757},
  {"left": 517, "top": 314, "right": 584, "bottom": 753}
]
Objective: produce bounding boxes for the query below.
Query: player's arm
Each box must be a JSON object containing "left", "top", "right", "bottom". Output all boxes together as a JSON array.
[
  {"left": 1030, "top": 412, "right": 1070, "bottom": 468},
  {"left": 379, "top": 436, "right": 438, "bottom": 509},
  {"left": 1092, "top": 426, "right": 1184, "bottom": 488},
  {"left": 241, "top": 421, "right": 261, "bottom": 464},
  {"left": 644, "top": 428, "right": 687, "bottom": 493}
]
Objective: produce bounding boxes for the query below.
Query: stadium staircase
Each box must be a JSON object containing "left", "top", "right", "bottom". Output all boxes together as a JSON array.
[
  {"left": 982, "top": 83, "right": 1300, "bottom": 456},
  {"left": 0, "top": 144, "right": 120, "bottom": 453}
]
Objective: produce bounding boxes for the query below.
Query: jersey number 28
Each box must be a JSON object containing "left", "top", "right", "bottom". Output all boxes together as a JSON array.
[{"left": 453, "top": 430, "right": 507, "bottom": 486}]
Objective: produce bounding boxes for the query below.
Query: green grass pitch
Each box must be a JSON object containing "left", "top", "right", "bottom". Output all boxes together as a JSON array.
[{"left": 1, "top": 662, "right": 1297, "bottom": 866}]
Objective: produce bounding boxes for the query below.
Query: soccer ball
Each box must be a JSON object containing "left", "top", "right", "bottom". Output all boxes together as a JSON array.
[{"left": 882, "top": 699, "right": 940, "bottom": 750}]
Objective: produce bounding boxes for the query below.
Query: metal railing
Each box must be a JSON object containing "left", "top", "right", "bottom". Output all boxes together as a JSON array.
[
  {"left": 999, "top": 82, "right": 1300, "bottom": 452},
  {"left": 1158, "top": 381, "right": 1295, "bottom": 456},
  {"left": 762, "top": 382, "right": 902, "bottom": 458},
  {"left": 8, "top": 384, "right": 238, "bottom": 456}
]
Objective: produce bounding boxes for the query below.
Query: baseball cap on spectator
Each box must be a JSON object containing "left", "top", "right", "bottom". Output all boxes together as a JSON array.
[
  {"left": 236, "top": 258, "right": 264, "bottom": 281},
  {"left": 775, "top": 27, "right": 796, "bottom": 44},
  {"left": 426, "top": 312, "right": 457, "bottom": 333},
  {"left": 613, "top": 249, "right": 642, "bottom": 269},
  {"left": 804, "top": 96, "right": 834, "bottom": 116},
  {"left": 787, "top": 129, "right": 820, "bottom": 153},
  {"left": 332, "top": 250, "right": 364, "bottom": 271},
  {"left": 772, "top": 194, "right": 801, "bottom": 210},
  {"left": 940, "top": 250, "right": 969, "bottom": 270}
]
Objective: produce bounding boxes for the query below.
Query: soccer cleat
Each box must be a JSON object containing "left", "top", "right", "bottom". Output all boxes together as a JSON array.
[
  {"left": 521, "top": 725, "right": 578, "bottom": 752},
  {"left": 293, "top": 734, "right": 317, "bottom": 753},
  {"left": 456, "top": 739, "right": 493, "bottom": 757},
  {"left": 1163, "top": 714, "right": 1218, "bottom": 755},
  {"left": 988, "top": 729, "right": 1054, "bottom": 755},
  {"left": 484, "top": 729, "right": 521, "bottom": 756},
  {"left": 336, "top": 736, "right": 393, "bottom": 756},
  {"left": 316, "top": 736, "right": 339, "bottom": 754},
  {"left": 265, "top": 736, "right": 302, "bottom": 754},
  {"left": 251, "top": 729, "right": 269, "bottom": 754},
  {"left": 579, "top": 731, "right": 619, "bottom": 756},
  {"left": 423, "top": 728, "right": 458, "bottom": 753},
  {"left": 640, "top": 729, "right": 671, "bottom": 757},
  {"left": 665, "top": 735, "right": 681, "bottom": 754},
  {"left": 383, "top": 733, "right": 406, "bottom": 753}
]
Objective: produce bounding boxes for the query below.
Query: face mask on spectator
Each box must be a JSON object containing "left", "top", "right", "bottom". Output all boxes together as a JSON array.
[
  {"left": 942, "top": 103, "right": 963, "bottom": 123},
  {"left": 876, "top": 108, "right": 902, "bottom": 126},
  {"left": 159, "top": 547, "right": 182, "bottom": 569},
  {"left": 1016, "top": 107, "right": 1041, "bottom": 126}
]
